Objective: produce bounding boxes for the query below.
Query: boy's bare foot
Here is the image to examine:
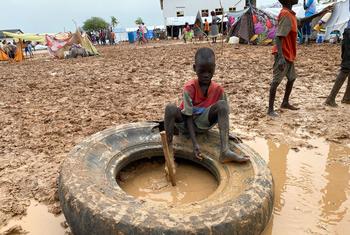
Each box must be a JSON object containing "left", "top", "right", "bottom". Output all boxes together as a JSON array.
[
  {"left": 267, "top": 110, "right": 279, "bottom": 117},
  {"left": 341, "top": 99, "right": 350, "bottom": 104},
  {"left": 220, "top": 149, "right": 250, "bottom": 163},
  {"left": 324, "top": 99, "right": 338, "bottom": 107},
  {"left": 281, "top": 102, "right": 299, "bottom": 110}
]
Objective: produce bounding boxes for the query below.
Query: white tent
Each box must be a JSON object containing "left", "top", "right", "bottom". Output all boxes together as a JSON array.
[
  {"left": 262, "top": 0, "right": 349, "bottom": 40},
  {"left": 324, "top": 0, "right": 350, "bottom": 39}
]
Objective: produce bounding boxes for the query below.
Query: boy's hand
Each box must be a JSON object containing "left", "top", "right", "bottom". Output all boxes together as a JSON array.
[
  {"left": 193, "top": 143, "right": 203, "bottom": 160},
  {"left": 277, "top": 56, "right": 286, "bottom": 72}
]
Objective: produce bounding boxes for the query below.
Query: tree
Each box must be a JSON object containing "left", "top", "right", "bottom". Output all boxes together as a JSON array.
[
  {"left": 83, "top": 17, "right": 109, "bottom": 32},
  {"left": 111, "top": 16, "right": 119, "bottom": 30},
  {"left": 135, "top": 17, "right": 144, "bottom": 25}
]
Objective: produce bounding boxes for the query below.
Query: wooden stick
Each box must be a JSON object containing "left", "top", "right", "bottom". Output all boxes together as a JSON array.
[
  {"left": 220, "top": 0, "right": 224, "bottom": 55},
  {"left": 160, "top": 131, "right": 176, "bottom": 186}
]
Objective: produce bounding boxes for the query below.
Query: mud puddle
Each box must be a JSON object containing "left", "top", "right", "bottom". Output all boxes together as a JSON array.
[
  {"left": 117, "top": 158, "right": 218, "bottom": 205},
  {"left": 245, "top": 138, "right": 350, "bottom": 235},
  {"left": 1, "top": 138, "right": 349, "bottom": 235},
  {"left": 0, "top": 200, "right": 70, "bottom": 235}
]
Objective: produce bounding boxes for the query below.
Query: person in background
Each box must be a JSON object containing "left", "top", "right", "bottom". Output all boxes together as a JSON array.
[
  {"left": 268, "top": 0, "right": 299, "bottom": 117},
  {"left": 141, "top": 23, "right": 149, "bottom": 43},
  {"left": 210, "top": 11, "right": 220, "bottom": 43},
  {"left": 325, "top": 28, "right": 350, "bottom": 106},
  {"left": 183, "top": 22, "right": 191, "bottom": 43},
  {"left": 228, "top": 16, "right": 235, "bottom": 31},
  {"left": 302, "top": 0, "right": 316, "bottom": 44},
  {"left": 204, "top": 19, "right": 210, "bottom": 40},
  {"left": 27, "top": 41, "right": 34, "bottom": 58},
  {"left": 110, "top": 30, "right": 116, "bottom": 45}
]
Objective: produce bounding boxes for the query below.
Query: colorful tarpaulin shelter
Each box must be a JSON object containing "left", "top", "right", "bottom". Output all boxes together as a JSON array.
[
  {"left": 3, "top": 30, "right": 98, "bottom": 60},
  {"left": 227, "top": 6, "right": 277, "bottom": 45},
  {"left": 45, "top": 30, "right": 98, "bottom": 59}
]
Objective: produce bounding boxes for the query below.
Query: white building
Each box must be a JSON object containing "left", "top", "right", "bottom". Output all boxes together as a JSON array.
[{"left": 160, "top": 0, "right": 251, "bottom": 26}]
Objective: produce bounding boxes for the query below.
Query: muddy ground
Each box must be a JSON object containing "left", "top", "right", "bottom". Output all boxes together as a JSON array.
[{"left": 0, "top": 42, "right": 349, "bottom": 228}]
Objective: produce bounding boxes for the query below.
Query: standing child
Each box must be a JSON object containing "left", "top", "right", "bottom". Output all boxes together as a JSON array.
[
  {"left": 183, "top": 22, "right": 191, "bottom": 43},
  {"left": 210, "top": 11, "right": 220, "bottom": 43},
  {"left": 204, "top": 19, "right": 210, "bottom": 40},
  {"left": 164, "top": 48, "right": 249, "bottom": 163},
  {"left": 268, "top": 0, "right": 299, "bottom": 117},
  {"left": 325, "top": 28, "right": 350, "bottom": 106}
]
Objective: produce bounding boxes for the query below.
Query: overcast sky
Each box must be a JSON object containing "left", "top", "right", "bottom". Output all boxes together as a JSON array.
[{"left": 1, "top": 0, "right": 277, "bottom": 33}]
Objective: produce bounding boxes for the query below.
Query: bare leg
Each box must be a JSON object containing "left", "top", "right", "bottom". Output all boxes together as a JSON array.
[
  {"left": 281, "top": 80, "right": 299, "bottom": 110},
  {"left": 341, "top": 72, "right": 350, "bottom": 104},
  {"left": 209, "top": 101, "right": 250, "bottom": 163},
  {"left": 268, "top": 82, "right": 279, "bottom": 117},
  {"left": 325, "top": 70, "right": 348, "bottom": 107},
  {"left": 164, "top": 104, "right": 183, "bottom": 143}
]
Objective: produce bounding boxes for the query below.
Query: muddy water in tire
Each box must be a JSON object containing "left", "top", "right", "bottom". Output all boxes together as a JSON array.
[{"left": 117, "top": 158, "right": 219, "bottom": 205}]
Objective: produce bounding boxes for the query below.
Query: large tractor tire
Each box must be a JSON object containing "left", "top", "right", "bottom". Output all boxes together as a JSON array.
[{"left": 59, "top": 122, "right": 274, "bottom": 235}]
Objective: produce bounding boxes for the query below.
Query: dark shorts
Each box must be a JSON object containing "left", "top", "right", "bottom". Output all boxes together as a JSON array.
[
  {"left": 174, "top": 106, "right": 216, "bottom": 134},
  {"left": 272, "top": 56, "right": 296, "bottom": 85},
  {"left": 340, "top": 67, "right": 350, "bottom": 74}
]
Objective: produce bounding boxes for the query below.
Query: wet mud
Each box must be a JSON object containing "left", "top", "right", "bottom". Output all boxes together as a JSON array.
[
  {"left": 117, "top": 158, "right": 218, "bottom": 205},
  {"left": 0, "top": 42, "right": 349, "bottom": 233},
  {"left": 0, "top": 200, "right": 70, "bottom": 235},
  {"left": 247, "top": 138, "right": 350, "bottom": 235}
]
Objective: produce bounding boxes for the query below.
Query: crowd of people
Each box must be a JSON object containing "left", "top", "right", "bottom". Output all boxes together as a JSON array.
[
  {"left": 88, "top": 29, "right": 116, "bottom": 45},
  {"left": 182, "top": 11, "right": 234, "bottom": 44}
]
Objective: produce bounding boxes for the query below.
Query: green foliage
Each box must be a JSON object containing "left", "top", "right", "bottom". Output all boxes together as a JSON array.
[
  {"left": 135, "top": 17, "right": 144, "bottom": 25},
  {"left": 111, "top": 16, "right": 119, "bottom": 29},
  {"left": 83, "top": 17, "right": 109, "bottom": 32}
]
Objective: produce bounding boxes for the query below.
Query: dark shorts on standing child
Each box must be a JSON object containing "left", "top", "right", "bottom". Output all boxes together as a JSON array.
[{"left": 272, "top": 56, "right": 296, "bottom": 85}]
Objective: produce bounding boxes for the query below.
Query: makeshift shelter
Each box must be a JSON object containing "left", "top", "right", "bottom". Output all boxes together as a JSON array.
[
  {"left": 0, "top": 29, "right": 23, "bottom": 41},
  {"left": 226, "top": 6, "right": 277, "bottom": 44},
  {"left": 3, "top": 32, "right": 46, "bottom": 43},
  {"left": 323, "top": 0, "right": 350, "bottom": 40},
  {"left": 45, "top": 31, "right": 99, "bottom": 59},
  {"left": 3, "top": 30, "right": 98, "bottom": 60},
  {"left": 0, "top": 39, "right": 25, "bottom": 62},
  {"left": 0, "top": 49, "right": 9, "bottom": 61},
  {"left": 193, "top": 11, "right": 204, "bottom": 38},
  {"left": 263, "top": 0, "right": 350, "bottom": 40}
]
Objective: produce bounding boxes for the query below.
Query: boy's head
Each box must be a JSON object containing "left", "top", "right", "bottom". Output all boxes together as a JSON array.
[
  {"left": 278, "top": 0, "right": 298, "bottom": 6},
  {"left": 193, "top": 48, "right": 216, "bottom": 85}
]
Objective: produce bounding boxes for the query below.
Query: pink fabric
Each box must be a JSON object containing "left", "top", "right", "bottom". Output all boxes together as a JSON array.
[{"left": 45, "top": 35, "right": 68, "bottom": 52}]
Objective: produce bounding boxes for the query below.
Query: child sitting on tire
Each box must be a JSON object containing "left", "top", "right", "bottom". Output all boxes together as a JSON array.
[{"left": 164, "top": 47, "right": 249, "bottom": 163}]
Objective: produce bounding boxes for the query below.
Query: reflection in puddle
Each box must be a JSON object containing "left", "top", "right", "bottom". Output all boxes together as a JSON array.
[
  {"left": 0, "top": 200, "right": 69, "bottom": 235},
  {"left": 246, "top": 138, "right": 350, "bottom": 235}
]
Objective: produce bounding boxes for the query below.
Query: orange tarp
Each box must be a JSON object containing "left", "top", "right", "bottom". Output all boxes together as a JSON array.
[
  {"left": 0, "top": 40, "right": 24, "bottom": 62},
  {"left": 14, "top": 41, "right": 24, "bottom": 62},
  {"left": 0, "top": 49, "right": 9, "bottom": 61}
]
